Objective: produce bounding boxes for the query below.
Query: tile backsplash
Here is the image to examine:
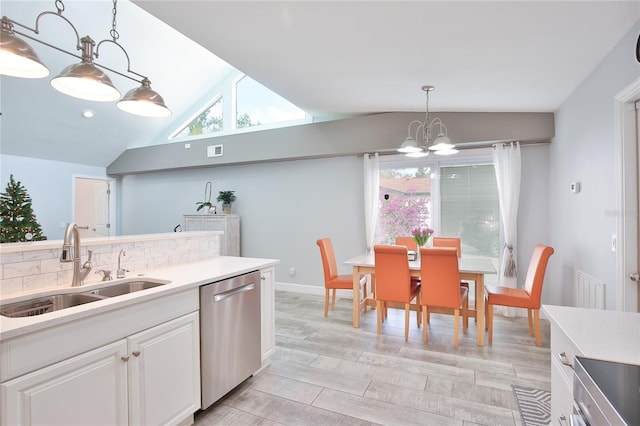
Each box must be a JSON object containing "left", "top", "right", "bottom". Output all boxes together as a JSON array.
[{"left": 0, "top": 232, "right": 221, "bottom": 297}]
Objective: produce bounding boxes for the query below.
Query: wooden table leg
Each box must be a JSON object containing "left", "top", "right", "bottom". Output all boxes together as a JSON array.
[
  {"left": 475, "top": 273, "right": 485, "bottom": 346},
  {"left": 353, "top": 266, "right": 360, "bottom": 328}
]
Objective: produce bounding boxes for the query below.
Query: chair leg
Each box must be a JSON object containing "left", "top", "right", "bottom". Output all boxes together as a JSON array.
[
  {"left": 527, "top": 309, "right": 534, "bottom": 335},
  {"left": 487, "top": 303, "right": 494, "bottom": 345},
  {"left": 376, "top": 300, "right": 382, "bottom": 334},
  {"left": 422, "top": 306, "right": 428, "bottom": 342},
  {"left": 415, "top": 299, "right": 421, "bottom": 328},
  {"left": 454, "top": 308, "right": 460, "bottom": 348},
  {"left": 363, "top": 281, "right": 368, "bottom": 313},
  {"left": 462, "top": 297, "right": 469, "bottom": 332},
  {"left": 331, "top": 289, "right": 337, "bottom": 310},
  {"left": 324, "top": 288, "right": 330, "bottom": 317},
  {"left": 404, "top": 303, "right": 410, "bottom": 341},
  {"left": 534, "top": 309, "right": 542, "bottom": 347}
]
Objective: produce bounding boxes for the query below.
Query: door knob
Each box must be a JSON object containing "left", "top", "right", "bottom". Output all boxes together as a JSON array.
[{"left": 630, "top": 273, "right": 639, "bottom": 282}]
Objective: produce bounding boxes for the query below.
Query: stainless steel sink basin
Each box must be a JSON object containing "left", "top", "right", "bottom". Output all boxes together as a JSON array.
[
  {"left": 0, "top": 293, "right": 103, "bottom": 318},
  {"left": 88, "top": 280, "right": 168, "bottom": 298}
]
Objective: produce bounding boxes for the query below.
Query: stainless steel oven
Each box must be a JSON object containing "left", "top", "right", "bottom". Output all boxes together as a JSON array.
[{"left": 573, "top": 356, "right": 640, "bottom": 425}]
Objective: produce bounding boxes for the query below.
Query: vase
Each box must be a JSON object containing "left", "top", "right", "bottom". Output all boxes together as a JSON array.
[{"left": 222, "top": 203, "right": 232, "bottom": 214}]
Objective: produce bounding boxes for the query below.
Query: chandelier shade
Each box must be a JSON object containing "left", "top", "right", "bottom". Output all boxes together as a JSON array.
[{"left": 117, "top": 78, "right": 172, "bottom": 118}]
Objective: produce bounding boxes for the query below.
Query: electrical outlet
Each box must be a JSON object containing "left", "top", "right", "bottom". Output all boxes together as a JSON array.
[
  {"left": 611, "top": 234, "right": 617, "bottom": 252},
  {"left": 289, "top": 267, "right": 296, "bottom": 276}
]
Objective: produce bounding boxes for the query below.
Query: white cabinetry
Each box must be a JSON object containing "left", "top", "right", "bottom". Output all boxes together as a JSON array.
[
  {"left": 261, "top": 267, "right": 276, "bottom": 364},
  {"left": 127, "top": 312, "right": 200, "bottom": 425},
  {"left": 184, "top": 214, "right": 240, "bottom": 256},
  {"left": 548, "top": 319, "right": 580, "bottom": 425},
  {"left": 1, "top": 290, "right": 201, "bottom": 426},
  {"left": 1, "top": 340, "right": 128, "bottom": 426}
]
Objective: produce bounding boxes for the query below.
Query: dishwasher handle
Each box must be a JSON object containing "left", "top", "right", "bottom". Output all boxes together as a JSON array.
[{"left": 213, "top": 283, "right": 255, "bottom": 303}]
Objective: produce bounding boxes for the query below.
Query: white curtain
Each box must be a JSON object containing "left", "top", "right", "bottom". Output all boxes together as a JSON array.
[
  {"left": 493, "top": 142, "right": 521, "bottom": 316},
  {"left": 363, "top": 153, "right": 380, "bottom": 253}
]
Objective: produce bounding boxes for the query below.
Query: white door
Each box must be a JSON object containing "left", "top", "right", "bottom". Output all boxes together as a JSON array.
[
  {"left": 74, "top": 177, "right": 113, "bottom": 238},
  {"left": 1, "top": 340, "right": 128, "bottom": 426},
  {"left": 127, "top": 312, "right": 201, "bottom": 426},
  {"left": 636, "top": 103, "right": 640, "bottom": 312}
]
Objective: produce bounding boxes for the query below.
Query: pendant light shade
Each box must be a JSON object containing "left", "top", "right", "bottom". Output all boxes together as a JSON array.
[
  {"left": 428, "top": 133, "right": 455, "bottom": 151},
  {"left": 397, "top": 136, "right": 422, "bottom": 153},
  {"left": 117, "top": 78, "right": 171, "bottom": 118},
  {"left": 51, "top": 61, "right": 121, "bottom": 101},
  {"left": 0, "top": 24, "right": 49, "bottom": 78}
]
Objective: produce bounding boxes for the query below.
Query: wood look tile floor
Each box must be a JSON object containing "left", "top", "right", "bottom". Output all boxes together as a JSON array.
[{"left": 195, "top": 291, "right": 551, "bottom": 426}]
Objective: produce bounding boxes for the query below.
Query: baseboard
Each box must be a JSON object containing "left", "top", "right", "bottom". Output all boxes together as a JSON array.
[{"left": 274, "top": 282, "right": 354, "bottom": 299}]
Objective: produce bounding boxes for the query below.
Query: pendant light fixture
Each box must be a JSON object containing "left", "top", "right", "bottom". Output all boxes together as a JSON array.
[
  {"left": 0, "top": 0, "right": 171, "bottom": 118},
  {"left": 397, "top": 85, "right": 457, "bottom": 157}
]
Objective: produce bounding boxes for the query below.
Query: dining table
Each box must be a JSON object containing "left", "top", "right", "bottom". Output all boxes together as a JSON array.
[{"left": 344, "top": 253, "right": 497, "bottom": 346}]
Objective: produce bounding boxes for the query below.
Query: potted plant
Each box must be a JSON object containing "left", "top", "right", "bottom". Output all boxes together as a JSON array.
[
  {"left": 196, "top": 181, "right": 215, "bottom": 214},
  {"left": 217, "top": 190, "right": 237, "bottom": 214}
]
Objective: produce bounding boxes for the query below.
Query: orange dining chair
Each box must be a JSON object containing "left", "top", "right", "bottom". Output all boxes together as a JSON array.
[
  {"left": 374, "top": 245, "right": 421, "bottom": 340},
  {"left": 395, "top": 237, "right": 421, "bottom": 286},
  {"left": 485, "top": 244, "right": 554, "bottom": 347},
  {"left": 317, "top": 238, "right": 368, "bottom": 317},
  {"left": 395, "top": 236, "right": 418, "bottom": 251},
  {"left": 420, "top": 247, "right": 468, "bottom": 347},
  {"left": 432, "top": 236, "right": 475, "bottom": 313}
]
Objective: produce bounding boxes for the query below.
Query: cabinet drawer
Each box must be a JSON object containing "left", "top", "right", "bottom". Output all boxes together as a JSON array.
[
  {"left": 550, "top": 323, "right": 582, "bottom": 384},
  {"left": 550, "top": 355, "right": 575, "bottom": 426}
]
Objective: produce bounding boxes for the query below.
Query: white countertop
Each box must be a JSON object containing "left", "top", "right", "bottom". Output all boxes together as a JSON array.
[
  {"left": 543, "top": 304, "right": 640, "bottom": 365},
  {"left": 0, "top": 256, "right": 279, "bottom": 341}
]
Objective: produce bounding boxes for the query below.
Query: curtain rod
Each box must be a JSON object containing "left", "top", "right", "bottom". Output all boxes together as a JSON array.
[{"left": 360, "top": 138, "right": 550, "bottom": 157}]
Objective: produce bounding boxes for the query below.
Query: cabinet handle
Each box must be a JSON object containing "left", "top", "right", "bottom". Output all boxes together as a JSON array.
[
  {"left": 261, "top": 276, "right": 266, "bottom": 280},
  {"left": 121, "top": 356, "right": 129, "bottom": 362},
  {"left": 132, "top": 351, "right": 141, "bottom": 357},
  {"left": 558, "top": 415, "right": 568, "bottom": 426},
  {"left": 559, "top": 352, "right": 574, "bottom": 369}
]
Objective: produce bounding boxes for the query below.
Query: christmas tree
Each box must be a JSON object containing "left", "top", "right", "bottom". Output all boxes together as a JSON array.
[{"left": 0, "top": 175, "right": 47, "bottom": 243}]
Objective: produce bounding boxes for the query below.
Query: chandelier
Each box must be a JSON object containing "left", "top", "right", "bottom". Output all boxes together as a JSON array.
[
  {"left": 0, "top": 0, "right": 171, "bottom": 118},
  {"left": 397, "top": 85, "right": 457, "bottom": 157}
]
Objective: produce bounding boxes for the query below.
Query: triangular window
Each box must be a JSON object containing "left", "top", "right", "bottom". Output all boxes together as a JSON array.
[{"left": 175, "top": 96, "right": 224, "bottom": 138}]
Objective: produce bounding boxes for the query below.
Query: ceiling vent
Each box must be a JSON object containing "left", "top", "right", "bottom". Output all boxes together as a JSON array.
[{"left": 207, "top": 144, "right": 223, "bottom": 157}]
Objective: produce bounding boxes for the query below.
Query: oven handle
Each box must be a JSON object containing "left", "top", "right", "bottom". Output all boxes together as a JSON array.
[
  {"left": 213, "top": 283, "right": 255, "bottom": 303},
  {"left": 569, "top": 413, "right": 587, "bottom": 426}
]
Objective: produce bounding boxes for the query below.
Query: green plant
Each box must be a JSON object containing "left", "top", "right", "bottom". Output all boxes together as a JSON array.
[
  {"left": 196, "top": 181, "right": 213, "bottom": 211},
  {"left": 217, "top": 190, "right": 237, "bottom": 204}
]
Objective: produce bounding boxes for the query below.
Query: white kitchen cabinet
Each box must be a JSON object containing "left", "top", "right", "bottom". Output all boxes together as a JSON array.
[
  {"left": 127, "top": 312, "right": 200, "bottom": 426},
  {"left": 1, "top": 312, "right": 200, "bottom": 426},
  {"left": 260, "top": 267, "right": 276, "bottom": 364},
  {"left": 184, "top": 214, "right": 240, "bottom": 256},
  {"left": 1, "top": 340, "right": 129, "bottom": 426}
]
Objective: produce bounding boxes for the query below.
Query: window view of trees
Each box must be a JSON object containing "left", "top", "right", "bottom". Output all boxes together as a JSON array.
[
  {"left": 377, "top": 167, "right": 432, "bottom": 244},
  {"left": 175, "top": 97, "right": 223, "bottom": 138}
]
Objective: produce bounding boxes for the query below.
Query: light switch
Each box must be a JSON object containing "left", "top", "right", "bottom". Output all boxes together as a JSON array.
[{"left": 611, "top": 234, "right": 617, "bottom": 252}]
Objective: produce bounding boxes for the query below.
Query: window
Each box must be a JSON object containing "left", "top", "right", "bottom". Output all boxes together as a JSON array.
[
  {"left": 174, "top": 96, "right": 223, "bottom": 138},
  {"left": 235, "top": 75, "right": 305, "bottom": 129},
  {"left": 377, "top": 155, "right": 500, "bottom": 284}
]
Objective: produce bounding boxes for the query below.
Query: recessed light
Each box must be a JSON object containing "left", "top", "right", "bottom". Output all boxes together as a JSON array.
[{"left": 82, "top": 110, "right": 94, "bottom": 119}]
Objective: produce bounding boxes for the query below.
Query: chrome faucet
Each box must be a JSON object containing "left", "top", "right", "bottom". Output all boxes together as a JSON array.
[
  {"left": 60, "top": 223, "right": 93, "bottom": 286},
  {"left": 117, "top": 249, "right": 129, "bottom": 279}
]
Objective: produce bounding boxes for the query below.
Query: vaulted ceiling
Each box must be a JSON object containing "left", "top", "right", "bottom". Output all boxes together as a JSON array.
[{"left": 1, "top": 1, "right": 638, "bottom": 167}]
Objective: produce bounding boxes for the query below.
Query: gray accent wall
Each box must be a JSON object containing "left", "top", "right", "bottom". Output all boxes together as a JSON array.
[{"left": 548, "top": 22, "right": 640, "bottom": 309}]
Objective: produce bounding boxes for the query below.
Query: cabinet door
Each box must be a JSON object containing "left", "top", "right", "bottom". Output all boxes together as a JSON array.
[
  {"left": 1, "top": 340, "right": 128, "bottom": 426},
  {"left": 127, "top": 312, "right": 201, "bottom": 426},
  {"left": 261, "top": 267, "right": 276, "bottom": 364},
  {"left": 184, "top": 217, "right": 205, "bottom": 231}
]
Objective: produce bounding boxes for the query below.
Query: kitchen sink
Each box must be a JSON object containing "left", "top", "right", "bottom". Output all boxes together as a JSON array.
[
  {"left": 0, "top": 293, "right": 104, "bottom": 318},
  {"left": 88, "top": 280, "right": 168, "bottom": 298},
  {"left": 0, "top": 279, "right": 171, "bottom": 318}
]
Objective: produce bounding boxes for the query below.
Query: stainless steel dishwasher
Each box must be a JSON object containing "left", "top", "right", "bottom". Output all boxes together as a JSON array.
[{"left": 200, "top": 270, "right": 262, "bottom": 409}]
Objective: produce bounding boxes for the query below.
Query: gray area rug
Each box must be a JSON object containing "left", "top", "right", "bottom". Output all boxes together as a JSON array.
[{"left": 512, "top": 385, "right": 551, "bottom": 426}]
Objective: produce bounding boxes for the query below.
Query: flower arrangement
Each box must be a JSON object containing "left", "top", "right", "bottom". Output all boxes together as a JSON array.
[{"left": 411, "top": 227, "right": 434, "bottom": 247}]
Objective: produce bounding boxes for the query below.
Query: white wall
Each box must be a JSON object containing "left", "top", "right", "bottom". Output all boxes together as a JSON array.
[
  {"left": 548, "top": 22, "right": 640, "bottom": 309},
  {"left": 0, "top": 155, "right": 107, "bottom": 240}
]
